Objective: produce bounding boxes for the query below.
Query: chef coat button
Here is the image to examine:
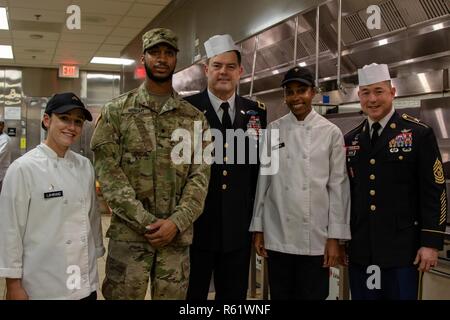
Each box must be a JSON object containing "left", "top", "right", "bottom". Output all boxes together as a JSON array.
[
  {"left": 370, "top": 159, "right": 376, "bottom": 165},
  {"left": 370, "top": 205, "right": 376, "bottom": 212},
  {"left": 370, "top": 190, "right": 376, "bottom": 196},
  {"left": 66, "top": 240, "right": 72, "bottom": 245},
  {"left": 224, "top": 156, "right": 228, "bottom": 163},
  {"left": 399, "top": 156, "right": 404, "bottom": 160},
  {"left": 222, "top": 184, "right": 227, "bottom": 190},
  {"left": 370, "top": 174, "right": 375, "bottom": 180},
  {"left": 223, "top": 170, "right": 228, "bottom": 176},
  {"left": 224, "top": 143, "right": 229, "bottom": 149}
]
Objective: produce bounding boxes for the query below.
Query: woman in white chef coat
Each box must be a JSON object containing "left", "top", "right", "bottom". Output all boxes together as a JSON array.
[
  {"left": 249, "top": 67, "right": 351, "bottom": 299},
  {"left": 0, "top": 92, "right": 105, "bottom": 300}
]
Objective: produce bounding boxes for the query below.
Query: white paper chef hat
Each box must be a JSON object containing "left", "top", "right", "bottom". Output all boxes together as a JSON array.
[
  {"left": 204, "top": 34, "right": 240, "bottom": 59},
  {"left": 358, "top": 63, "right": 391, "bottom": 86}
]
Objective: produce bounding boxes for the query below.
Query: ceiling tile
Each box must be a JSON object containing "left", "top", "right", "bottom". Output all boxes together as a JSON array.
[
  {"left": 81, "top": 13, "right": 122, "bottom": 27},
  {"left": 57, "top": 41, "right": 101, "bottom": 51},
  {"left": 59, "top": 33, "right": 106, "bottom": 43},
  {"left": 104, "top": 35, "right": 133, "bottom": 45},
  {"left": 135, "top": 0, "right": 171, "bottom": 5},
  {"left": 9, "top": 8, "right": 65, "bottom": 23},
  {"left": 127, "top": 3, "right": 164, "bottom": 18},
  {"left": 13, "top": 39, "right": 57, "bottom": 48},
  {"left": 0, "top": 59, "right": 15, "bottom": 65},
  {"left": 118, "top": 16, "right": 150, "bottom": 29},
  {"left": 14, "top": 47, "right": 54, "bottom": 55},
  {"left": 9, "top": 0, "right": 71, "bottom": 10},
  {"left": 93, "top": 51, "right": 121, "bottom": 58},
  {"left": 97, "top": 44, "right": 124, "bottom": 52},
  {"left": 111, "top": 27, "right": 141, "bottom": 37},
  {"left": 7, "top": 0, "right": 171, "bottom": 70},
  {"left": 61, "top": 24, "right": 114, "bottom": 35},
  {"left": 15, "top": 57, "right": 53, "bottom": 65},
  {"left": 0, "top": 29, "right": 10, "bottom": 36},
  {"left": 12, "top": 30, "right": 60, "bottom": 41},
  {"left": 71, "top": 0, "right": 132, "bottom": 15}
]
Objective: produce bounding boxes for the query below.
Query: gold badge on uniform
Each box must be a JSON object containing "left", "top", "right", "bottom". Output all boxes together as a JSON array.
[{"left": 433, "top": 158, "right": 445, "bottom": 184}]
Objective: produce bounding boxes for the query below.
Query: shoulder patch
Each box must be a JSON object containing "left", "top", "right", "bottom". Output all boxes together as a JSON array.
[
  {"left": 345, "top": 118, "right": 366, "bottom": 136},
  {"left": 401, "top": 113, "right": 428, "bottom": 128},
  {"left": 257, "top": 101, "right": 266, "bottom": 110}
]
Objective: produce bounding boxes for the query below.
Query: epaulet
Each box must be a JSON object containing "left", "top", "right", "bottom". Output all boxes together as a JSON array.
[
  {"left": 401, "top": 113, "right": 429, "bottom": 128},
  {"left": 257, "top": 100, "right": 266, "bottom": 111},
  {"left": 345, "top": 118, "right": 366, "bottom": 136}
]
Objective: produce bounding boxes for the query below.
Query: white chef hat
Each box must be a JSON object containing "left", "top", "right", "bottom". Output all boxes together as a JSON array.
[
  {"left": 204, "top": 34, "right": 240, "bottom": 59},
  {"left": 358, "top": 63, "right": 391, "bottom": 86}
]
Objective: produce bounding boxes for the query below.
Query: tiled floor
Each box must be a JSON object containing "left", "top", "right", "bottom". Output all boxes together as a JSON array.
[{"left": 0, "top": 214, "right": 262, "bottom": 300}]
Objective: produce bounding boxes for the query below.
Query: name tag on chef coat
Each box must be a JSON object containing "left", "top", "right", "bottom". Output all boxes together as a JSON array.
[{"left": 44, "top": 191, "right": 64, "bottom": 199}]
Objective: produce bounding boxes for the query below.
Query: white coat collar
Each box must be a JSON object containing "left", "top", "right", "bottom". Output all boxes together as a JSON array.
[
  {"left": 38, "top": 143, "right": 74, "bottom": 162},
  {"left": 288, "top": 108, "right": 316, "bottom": 125}
]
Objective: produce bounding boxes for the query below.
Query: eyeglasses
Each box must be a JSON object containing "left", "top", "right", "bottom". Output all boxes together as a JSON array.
[{"left": 54, "top": 114, "right": 85, "bottom": 127}]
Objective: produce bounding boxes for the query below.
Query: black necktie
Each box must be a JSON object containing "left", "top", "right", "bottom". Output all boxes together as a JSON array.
[
  {"left": 371, "top": 122, "right": 381, "bottom": 146},
  {"left": 220, "top": 102, "right": 232, "bottom": 130}
]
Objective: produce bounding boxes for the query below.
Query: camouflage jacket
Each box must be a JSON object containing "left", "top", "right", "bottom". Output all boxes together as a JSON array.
[{"left": 90, "top": 83, "right": 211, "bottom": 244}]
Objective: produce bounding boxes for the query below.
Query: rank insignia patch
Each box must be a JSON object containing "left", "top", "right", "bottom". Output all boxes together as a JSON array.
[{"left": 433, "top": 158, "right": 445, "bottom": 184}]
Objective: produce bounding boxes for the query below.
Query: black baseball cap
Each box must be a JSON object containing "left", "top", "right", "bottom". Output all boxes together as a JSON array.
[
  {"left": 41, "top": 92, "right": 92, "bottom": 130},
  {"left": 281, "top": 67, "right": 315, "bottom": 87}
]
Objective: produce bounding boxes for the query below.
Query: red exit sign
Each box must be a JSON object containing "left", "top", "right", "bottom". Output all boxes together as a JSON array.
[{"left": 58, "top": 65, "right": 79, "bottom": 78}]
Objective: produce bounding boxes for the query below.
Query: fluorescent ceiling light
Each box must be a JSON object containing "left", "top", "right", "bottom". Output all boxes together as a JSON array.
[
  {"left": 378, "top": 39, "right": 388, "bottom": 46},
  {"left": 0, "top": 45, "right": 13, "bottom": 59},
  {"left": 90, "top": 57, "right": 134, "bottom": 65},
  {"left": 87, "top": 73, "right": 120, "bottom": 80},
  {"left": 0, "top": 8, "right": 9, "bottom": 30},
  {"left": 432, "top": 23, "right": 444, "bottom": 31}
]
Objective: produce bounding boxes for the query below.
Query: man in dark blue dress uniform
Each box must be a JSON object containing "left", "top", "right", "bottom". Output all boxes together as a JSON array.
[
  {"left": 184, "top": 34, "right": 267, "bottom": 300},
  {"left": 345, "top": 63, "right": 447, "bottom": 300}
]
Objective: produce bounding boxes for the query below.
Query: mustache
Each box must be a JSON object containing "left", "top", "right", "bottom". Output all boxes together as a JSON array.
[{"left": 154, "top": 63, "right": 169, "bottom": 68}]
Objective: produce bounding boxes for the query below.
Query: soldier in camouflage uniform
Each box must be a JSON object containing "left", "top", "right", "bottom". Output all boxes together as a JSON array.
[{"left": 90, "top": 28, "right": 211, "bottom": 300}]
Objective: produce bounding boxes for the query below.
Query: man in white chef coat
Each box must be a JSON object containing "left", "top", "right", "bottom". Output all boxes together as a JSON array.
[{"left": 249, "top": 67, "right": 351, "bottom": 299}]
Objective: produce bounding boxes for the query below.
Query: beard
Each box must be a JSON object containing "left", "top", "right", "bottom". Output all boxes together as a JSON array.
[{"left": 144, "top": 61, "right": 174, "bottom": 83}]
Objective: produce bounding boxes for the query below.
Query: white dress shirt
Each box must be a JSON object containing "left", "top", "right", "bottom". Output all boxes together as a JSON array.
[
  {"left": 0, "top": 143, "right": 105, "bottom": 299},
  {"left": 249, "top": 110, "right": 351, "bottom": 255},
  {"left": 207, "top": 89, "right": 236, "bottom": 123},
  {"left": 367, "top": 107, "right": 395, "bottom": 138},
  {"left": 0, "top": 132, "right": 11, "bottom": 182}
]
